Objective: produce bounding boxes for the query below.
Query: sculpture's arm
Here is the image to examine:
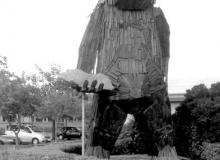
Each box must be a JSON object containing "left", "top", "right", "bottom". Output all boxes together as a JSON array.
[
  {"left": 155, "top": 8, "right": 170, "bottom": 81},
  {"left": 77, "top": 3, "right": 105, "bottom": 73}
]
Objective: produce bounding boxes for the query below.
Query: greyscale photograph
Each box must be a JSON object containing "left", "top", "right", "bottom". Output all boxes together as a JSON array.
[{"left": 0, "top": 0, "right": 220, "bottom": 160}]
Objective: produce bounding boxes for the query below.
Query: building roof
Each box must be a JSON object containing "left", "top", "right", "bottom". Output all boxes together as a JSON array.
[{"left": 169, "top": 93, "right": 185, "bottom": 103}]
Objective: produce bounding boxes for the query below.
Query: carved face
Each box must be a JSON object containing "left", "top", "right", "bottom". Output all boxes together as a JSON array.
[{"left": 115, "top": 0, "right": 155, "bottom": 10}]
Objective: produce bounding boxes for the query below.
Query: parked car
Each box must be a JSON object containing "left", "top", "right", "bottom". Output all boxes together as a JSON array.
[
  {"left": 28, "top": 125, "right": 51, "bottom": 143},
  {"left": 4, "top": 125, "right": 49, "bottom": 144},
  {"left": 57, "top": 127, "right": 82, "bottom": 140},
  {"left": 0, "top": 135, "right": 15, "bottom": 145}
]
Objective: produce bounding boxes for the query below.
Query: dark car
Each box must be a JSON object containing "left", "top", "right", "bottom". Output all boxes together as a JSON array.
[{"left": 57, "top": 127, "right": 82, "bottom": 140}]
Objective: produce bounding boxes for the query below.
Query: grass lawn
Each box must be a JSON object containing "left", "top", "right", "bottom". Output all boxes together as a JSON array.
[{"left": 0, "top": 141, "right": 152, "bottom": 160}]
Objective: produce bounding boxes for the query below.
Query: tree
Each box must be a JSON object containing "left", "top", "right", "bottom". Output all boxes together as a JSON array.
[
  {"left": 0, "top": 56, "right": 7, "bottom": 69},
  {"left": 0, "top": 56, "right": 41, "bottom": 146},
  {"left": 173, "top": 83, "right": 220, "bottom": 159},
  {"left": 35, "top": 65, "right": 81, "bottom": 140}
]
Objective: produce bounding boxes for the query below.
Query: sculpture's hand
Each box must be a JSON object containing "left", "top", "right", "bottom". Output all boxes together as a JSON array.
[
  {"left": 81, "top": 80, "right": 104, "bottom": 93},
  {"left": 71, "top": 80, "right": 117, "bottom": 95},
  {"left": 60, "top": 69, "right": 116, "bottom": 94}
]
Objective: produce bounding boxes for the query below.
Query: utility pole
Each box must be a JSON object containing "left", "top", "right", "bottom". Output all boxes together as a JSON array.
[{"left": 81, "top": 93, "right": 85, "bottom": 156}]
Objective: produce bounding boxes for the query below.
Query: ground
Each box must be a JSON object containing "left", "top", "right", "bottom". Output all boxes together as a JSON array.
[
  {"left": 0, "top": 140, "right": 153, "bottom": 160},
  {"left": 0, "top": 140, "right": 190, "bottom": 160}
]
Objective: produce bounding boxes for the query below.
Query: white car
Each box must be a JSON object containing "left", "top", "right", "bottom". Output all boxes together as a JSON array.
[{"left": 4, "top": 125, "right": 47, "bottom": 144}]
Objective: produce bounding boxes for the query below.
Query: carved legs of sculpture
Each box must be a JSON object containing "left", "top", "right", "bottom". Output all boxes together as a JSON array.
[
  {"left": 86, "top": 90, "right": 179, "bottom": 159},
  {"left": 86, "top": 94, "right": 127, "bottom": 159},
  {"left": 142, "top": 92, "right": 179, "bottom": 160}
]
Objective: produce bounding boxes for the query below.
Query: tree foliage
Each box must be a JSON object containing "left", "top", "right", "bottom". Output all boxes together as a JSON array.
[
  {"left": 0, "top": 56, "right": 90, "bottom": 142},
  {"left": 0, "top": 56, "right": 42, "bottom": 145},
  {"left": 173, "top": 83, "right": 220, "bottom": 159},
  {"left": 35, "top": 65, "right": 81, "bottom": 121}
]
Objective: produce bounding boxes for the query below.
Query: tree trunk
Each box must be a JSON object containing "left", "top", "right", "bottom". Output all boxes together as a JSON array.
[
  {"left": 52, "top": 120, "right": 56, "bottom": 140},
  {"left": 14, "top": 131, "right": 20, "bottom": 148},
  {"left": 31, "top": 115, "right": 34, "bottom": 128},
  {"left": 86, "top": 95, "right": 127, "bottom": 159},
  {"left": 65, "top": 119, "right": 67, "bottom": 127},
  {"left": 132, "top": 113, "right": 159, "bottom": 155}
]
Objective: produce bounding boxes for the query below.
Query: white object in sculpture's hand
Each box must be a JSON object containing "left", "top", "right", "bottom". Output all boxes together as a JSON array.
[{"left": 59, "top": 69, "right": 115, "bottom": 91}]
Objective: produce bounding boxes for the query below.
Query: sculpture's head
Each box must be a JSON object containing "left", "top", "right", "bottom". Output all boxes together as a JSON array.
[{"left": 115, "top": 0, "right": 155, "bottom": 10}]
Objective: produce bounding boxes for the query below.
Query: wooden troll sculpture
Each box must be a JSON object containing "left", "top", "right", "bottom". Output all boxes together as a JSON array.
[{"left": 77, "top": 0, "right": 178, "bottom": 159}]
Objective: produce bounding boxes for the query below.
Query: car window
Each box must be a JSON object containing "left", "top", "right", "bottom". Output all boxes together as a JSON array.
[
  {"left": 21, "top": 126, "right": 32, "bottom": 133},
  {"left": 30, "top": 126, "right": 41, "bottom": 132},
  {"left": 73, "top": 128, "right": 77, "bottom": 132},
  {"left": 70, "top": 128, "right": 78, "bottom": 132}
]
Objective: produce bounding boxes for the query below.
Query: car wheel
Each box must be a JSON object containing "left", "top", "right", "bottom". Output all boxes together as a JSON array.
[
  {"left": 58, "top": 135, "right": 63, "bottom": 140},
  {"left": 32, "top": 138, "right": 39, "bottom": 145},
  {"left": 0, "top": 141, "right": 4, "bottom": 145}
]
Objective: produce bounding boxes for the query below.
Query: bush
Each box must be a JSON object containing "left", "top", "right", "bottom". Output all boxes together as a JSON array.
[
  {"left": 60, "top": 144, "right": 82, "bottom": 155},
  {"left": 173, "top": 83, "right": 220, "bottom": 159},
  {"left": 111, "top": 137, "right": 134, "bottom": 155},
  {"left": 201, "top": 143, "right": 220, "bottom": 160},
  {"left": 111, "top": 119, "right": 135, "bottom": 155}
]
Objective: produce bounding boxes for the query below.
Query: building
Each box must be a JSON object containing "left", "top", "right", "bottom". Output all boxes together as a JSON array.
[{"left": 169, "top": 93, "right": 185, "bottom": 114}]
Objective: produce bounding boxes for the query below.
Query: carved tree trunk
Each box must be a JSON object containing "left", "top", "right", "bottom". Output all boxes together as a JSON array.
[
  {"left": 77, "top": 0, "right": 177, "bottom": 159},
  {"left": 86, "top": 94, "right": 127, "bottom": 159},
  {"left": 157, "top": 146, "right": 179, "bottom": 160},
  {"left": 86, "top": 94, "right": 111, "bottom": 159}
]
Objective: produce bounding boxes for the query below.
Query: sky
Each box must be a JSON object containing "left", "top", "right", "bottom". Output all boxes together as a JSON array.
[{"left": 0, "top": 0, "right": 220, "bottom": 93}]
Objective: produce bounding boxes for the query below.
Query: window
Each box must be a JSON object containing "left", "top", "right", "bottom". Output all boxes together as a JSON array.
[
  {"left": 71, "top": 128, "right": 78, "bottom": 132},
  {"left": 43, "top": 118, "right": 48, "bottom": 122},
  {"left": 36, "top": 118, "right": 42, "bottom": 122},
  {"left": 21, "top": 126, "right": 32, "bottom": 133}
]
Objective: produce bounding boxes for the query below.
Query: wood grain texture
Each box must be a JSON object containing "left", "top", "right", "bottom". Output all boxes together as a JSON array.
[{"left": 78, "top": 1, "right": 173, "bottom": 159}]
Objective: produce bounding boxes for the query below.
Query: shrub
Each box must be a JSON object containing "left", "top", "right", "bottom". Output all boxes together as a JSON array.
[
  {"left": 111, "top": 137, "right": 133, "bottom": 155},
  {"left": 60, "top": 144, "right": 82, "bottom": 155},
  {"left": 173, "top": 82, "right": 220, "bottom": 159},
  {"left": 201, "top": 143, "right": 220, "bottom": 160},
  {"left": 111, "top": 118, "right": 135, "bottom": 155}
]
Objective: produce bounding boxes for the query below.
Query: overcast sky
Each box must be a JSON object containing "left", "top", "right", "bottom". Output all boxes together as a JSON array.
[{"left": 0, "top": 0, "right": 220, "bottom": 93}]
